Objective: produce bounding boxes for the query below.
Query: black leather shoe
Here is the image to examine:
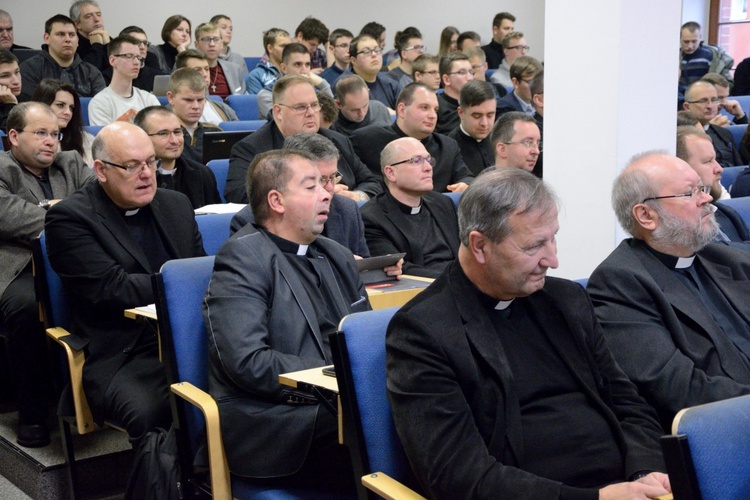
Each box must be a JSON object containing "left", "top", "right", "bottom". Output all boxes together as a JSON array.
[{"left": 16, "top": 423, "right": 51, "bottom": 448}]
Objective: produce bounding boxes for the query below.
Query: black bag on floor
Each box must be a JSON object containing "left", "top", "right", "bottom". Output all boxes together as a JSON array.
[{"left": 125, "top": 426, "right": 182, "bottom": 500}]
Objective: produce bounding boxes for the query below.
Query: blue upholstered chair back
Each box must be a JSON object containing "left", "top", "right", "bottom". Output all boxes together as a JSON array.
[
  {"left": 226, "top": 94, "right": 259, "bottom": 121},
  {"left": 674, "top": 394, "right": 750, "bottom": 498},
  {"left": 218, "top": 120, "right": 266, "bottom": 132},
  {"left": 338, "top": 307, "right": 412, "bottom": 482},
  {"left": 443, "top": 191, "right": 462, "bottom": 209},
  {"left": 156, "top": 256, "right": 215, "bottom": 456},
  {"left": 37, "top": 231, "right": 71, "bottom": 329},
  {"left": 195, "top": 213, "right": 234, "bottom": 256},
  {"left": 717, "top": 197, "right": 750, "bottom": 228},
  {"left": 79, "top": 97, "right": 92, "bottom": 126},
  {"left": 726, "top": 124, "right": 747, "bottom": 149},
  {"left": 206, "top": 159, "right": 230, "bottom": 203},
  {"left": 721, "top": 165, "right": 746, "bottom": 190}
]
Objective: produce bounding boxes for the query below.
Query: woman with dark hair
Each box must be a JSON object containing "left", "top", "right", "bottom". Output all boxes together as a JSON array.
[
  {"left": 152, "top": 15, "right": 192, "bottom": 74},
  {"left": 438, "top": 26, "right": 460, "bottom": 58},
  {"left": 31, "top": 78, "right": 94, "bottom": 166}
]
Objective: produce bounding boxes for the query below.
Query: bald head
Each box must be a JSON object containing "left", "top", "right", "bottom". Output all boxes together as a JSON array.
[{"left": 683, "top": 81, "right": 719, "bottom": 125}]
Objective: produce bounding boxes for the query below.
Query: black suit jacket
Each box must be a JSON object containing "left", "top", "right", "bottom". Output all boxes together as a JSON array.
[
  {"left": 361, "top": 191, "right": 459, "bottom": 277},
  {"left": 707, "top": 124, "right": 746, "bottom": 167},
  {"left": 225, "top": 121, "right": 381, "bottom": 203},
  {"left": 387, "top": 262, "right": 665, "bottom": 498},
  {"left": 588, "top": 238, "right": 750, "bottom": 429},
  {"left": 435, "top": 93, "right": 460, "bottom": 135},
  {"left": 714, "top": 201, "right": 750, "bottom": 247},
  {"left": 447, "top": 127, "right": 495, "bottom": 176},
  {"left": 230, "top": 194, "right": 370, "bottom": 257},
  {"left": 45, "top": 183, "right": 206, "bottom": 421},
  {"left": 350, "top": 122, "right": 475, "bottom": 192},
  {"left": 157, "top": 155, "right": 222, "bottom": 209},
  {"left": 496, "top": 90, "right": 526, "bottom": 118}
]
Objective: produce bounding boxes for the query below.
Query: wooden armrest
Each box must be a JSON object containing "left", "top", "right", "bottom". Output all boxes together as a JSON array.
[
  {"left": 46, "top": 327, "right": 96, "bottom": 435},
  {"left": 171, "top": 382, "right": 231, "bottom": 500},
  {"left": 361, "top": 472, "right": 426, "bottom": 500}
]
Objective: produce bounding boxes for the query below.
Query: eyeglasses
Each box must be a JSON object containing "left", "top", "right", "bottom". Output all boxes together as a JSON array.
[
  {"left": 356, "top": 47, "right": 383, "bottom": 57},
  {"left": 134, "top": 40, "right": 151, "bottom": 48},
  {"left": 320, "top": 171, "right": 343, "bottom": 186},
  {"left": 198, "top": 36, "right": 221, "bottom": 44},
  {"left": 333, "top": 42, "right": 350, "bottom": 49},
  {"left": 507, "top": 45, "right": 530, "bottom": 52},
  {"left": 391, "top": 155, "right": 436, "bottom": 167},
  {"left": 113, "top": 53, "right": 144, "bottom": 63},
  {"left": 471, "top": 64, "right": 485, "bottom": 71},
  {"left": 147, "top": 128, "right": 183, "bottom": 140},
  {"left": 19, "top": 129, "right": 63, "bottom": 141},
  {"left": 686, "top": 97, "right": 720, "bottom": 105},
  {"left": 404, "top": 45, "right": 426, "bottom": 52},
  {"left": 100, "top": 158, "right": 161, "bottom": 175},
  {"left": 448, "top": 69, "right": 476, "bottom": 77},
  {"left": 641, "top": 184, "right": 711, "bottom": 203},
  {"left": 277, "top": 102, "right": 321, "bottom": 114},
  {"left": 504, "top": 139, "right": 542, "bottom": 151}
]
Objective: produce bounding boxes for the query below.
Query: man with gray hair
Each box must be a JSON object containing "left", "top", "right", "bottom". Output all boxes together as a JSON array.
[
  {"left": 0, "top": 10, "right": 30, "bottom": 52},
  {"left": 588, "top": 152, "right": 750, "bottom": 431},
  {"left": 388, "top": 167, "right": 670, "bottom": 498},
  {"left": 361, "top": 137, "right": 459, "bottom": 277},
  {"left": 70, "top": 0, "right": 110, "bottom": 73}
]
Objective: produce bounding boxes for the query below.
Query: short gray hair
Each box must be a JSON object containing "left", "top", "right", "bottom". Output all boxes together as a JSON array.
[
  {"left": 458, "top": 168, "right": 558, "bottom": 245},
  {"left": 69, "top": 0, "right": 99, "bottom": 23},
  {"left": 611, "top": 151, "right": 667, "bottom": 236},
  {"left": 282, "top": 133, "right": 340, "bottom": 162}
]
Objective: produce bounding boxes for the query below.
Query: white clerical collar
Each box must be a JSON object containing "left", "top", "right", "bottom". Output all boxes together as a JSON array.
[
  {"left": 410, "top": 205, "right": 421, "bottom": 215},
  {"left": 124, "top": 208, "right": 140, "bottom": 216},
  {"left": 494, "top": 299, "right": 514, "bottom": 310},
  {"left": 297, "top": 244, "right": 309, "bottom": 256},
  {"left": 459, "top": 124, "right": 482, "bottom": 143},
  {"left": 157, "top": 166, "right": 176, "bottom": 176},
  {"left": 675, "top": 256, "right": 695, "bottom": 269}
]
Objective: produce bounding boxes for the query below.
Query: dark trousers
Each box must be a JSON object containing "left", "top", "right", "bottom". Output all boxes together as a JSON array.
[
  {"left": 0, "top": 266, "right": 50, "bottom": 424},
  {"left": 103, "top": 334, "right": 171, "bottom": 443}
]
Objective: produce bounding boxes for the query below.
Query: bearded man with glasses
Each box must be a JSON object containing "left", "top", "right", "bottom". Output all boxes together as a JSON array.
[
  {"left": 45, "top": 121, "right": 206, "bottom": 454},
  {"left": 589, "top": 151, "right": 750, "bottom": 431},
  {"left": 88, "top": 34, "right": 160, "bottom": 126}
]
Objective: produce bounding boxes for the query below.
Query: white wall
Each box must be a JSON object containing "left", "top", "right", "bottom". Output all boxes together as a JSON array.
[{"left": 2, "top": 0, "right": 545, "bottom": 63}]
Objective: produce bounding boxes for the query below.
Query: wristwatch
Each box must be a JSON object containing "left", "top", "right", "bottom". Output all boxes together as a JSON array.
[{"left": 38, "top": 199, "right": 51, "bottom": 210}]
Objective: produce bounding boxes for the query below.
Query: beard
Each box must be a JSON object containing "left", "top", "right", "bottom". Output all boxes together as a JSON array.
[{"left": 651, "top": 204, "right": 719, "bottom": 254}]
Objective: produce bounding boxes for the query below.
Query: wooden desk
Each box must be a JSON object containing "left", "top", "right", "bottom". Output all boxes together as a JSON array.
[
  {"left": 124, "top": 305, "right": 158, "bottom": 321},
  {"left": 279, "top": 366, "right": 344, "bottom": 443},
  {"left": 366, "top": 275, "right": 433, "bottom": 310}
]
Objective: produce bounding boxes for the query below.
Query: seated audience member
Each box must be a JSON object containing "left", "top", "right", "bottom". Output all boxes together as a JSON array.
[
  {"left": 457, "top": 31, "right": 481, "bottom": 51},
  {"left": 226, "top": 75, "right": 381, "bottom": 203},
  {"left": 701, "top": 72, "right": 747, "bottom": 125},
  {"left": 293, "top": 16, "right": 329, "bottom": 73},
  {"left": 32, "top": 78, "right": 94, "bottom": 166},
  {"left": 245, "top": 28, "right": 290, "bottom": 95},
  {"left": 194, "top": 22, "right": 245, "bottom": 99},
  {"left": 683, "top": 80, "right": 748, "bottom": 167},
  {"left": 20, "top": 14, "right": 105, "bottom": 101},
  {"left": 351, "top": 82, "right": 474, "bottom": 192},
  {"left": 175, "top": 49, "right": 238, "bottom": 125},
  {"left": 257, "top": 43, "right": 333, "bottom": 120},
  {"left": 490, "top": 111, "right": 542, "bottom": 176},
  {"left": 210, "top": 14, "right": 248, "bottom": 77},
  {"left": 115, "top": 26, "right": 161, "bottom": 92},
  {"left": 385, "top": 28, "right": 423, "bottom": 89},
  {"left": 588, "top": 152, "right": 750, "bottom": 429},
  {"left": 360, "top": 21, "right": 391, "bottom": 67},
  {"left": 388, "top": 167, "right": 670, "bottom": 498},
  {"left": 412, "top": 54, "right": 441, "bottom": 91},
  {"left": 70, "top": 0, "right": 110, "bottom": 73},
  {"left": 677, "top": 110, "right": 703, "bottom": 129},
  {"left": 318, "top": 92, "right": 337, "bottom": 129},
  {"left": 231, "top": 133, "right": 371, "bottom": 258},
  {"left": 45, "top": 121, "right": 205, "bottom": 456},
  {"left": 496, "top": 56, "right": 542, "bottom": 118},
  {"left": 437, "top": 26, "right": 459, "bottom": 58},
  {"left": 166, "top": 68, "right": 221, "bottom": 164},
  {"left": 320, "top": 28, "right": 353, "bottom": 87},
  {"left": 340, "top": 35, "right": 402, "bottom": 110},
  {"left": 88, "top": 35, "right": 160, "bottom": 125},
  {"left": 152, "top": 15, "right": 191, "bottom": 75},
  {"left": 0, "top": 10, "right": 31, "bottom": 53},
  {"left": 490, "top": 31, "right": 528, "bottom": 88},
  {"left": 204, "top": 149, "right": 367, "bottom": 493},
  {"left": 680, "top": 21, "right": 733, "bottom": 88},
  {"left": 135, "top": 106, "right": 221, "bottom": 208},
  {"left": 362, "top": 137, "right": 459, "bottom": 277},
  {"left": 448, "top": 80, "right": 496, "bottom": 175},
  {"left": 733, "top": 54, "right": 750, "bottom": 96},
  {"left": 1, "top": 102, "right": 93, "bottom": 448},
  {"left": 0, "top": 48, "right": 21, "bottom": 131},
  {"left": 464, "top": 46, "right": 508, "bottom": 102},
  {"left": 436, "top": 52, "right": 475, "bottom": 134},
  {"left": 733, "top": 128, "right": 750, "bottom": 197},
  {"left": 331, "top": 74, "right": 392, "bottom": 137},
  {"left": 481, "top": 12, "right": 516, "bottom": 69},
  {"left": 530, "top": 70, "right": 545, "bottom": 177}
]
